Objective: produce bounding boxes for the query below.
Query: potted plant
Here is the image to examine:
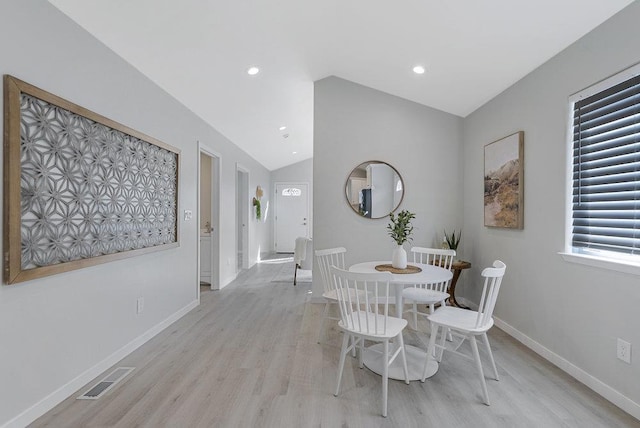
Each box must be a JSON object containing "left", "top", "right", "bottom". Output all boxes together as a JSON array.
[
  {"left": 444, "top": 229, "right": 461, "bottom": 252},
  {"left": 387, "top": 210, "right": 415, "bottom": 269},
  {"left": 252, "top": 197, "right": 261, "bottom": 220},
  {"left": 253, "top": 185, "right": 264, "bottom": 220}
]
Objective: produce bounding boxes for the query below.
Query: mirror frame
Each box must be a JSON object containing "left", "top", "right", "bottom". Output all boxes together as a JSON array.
[{"left": 344, "top": 160, "right": 404, "bottom": 219}]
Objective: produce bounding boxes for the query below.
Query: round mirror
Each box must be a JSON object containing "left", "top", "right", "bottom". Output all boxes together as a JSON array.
[{"left": 345, "top": 161, "right": 404, "bottom": 219}]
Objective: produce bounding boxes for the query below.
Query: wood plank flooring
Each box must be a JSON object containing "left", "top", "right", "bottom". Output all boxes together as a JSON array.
[{"left": 32, "top": 255, "right": 639, "bottom": 427}]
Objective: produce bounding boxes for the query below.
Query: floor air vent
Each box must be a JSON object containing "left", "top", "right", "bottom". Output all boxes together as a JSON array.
[{"left": 77, "top": 367, "right": 134, "bottom": 400}]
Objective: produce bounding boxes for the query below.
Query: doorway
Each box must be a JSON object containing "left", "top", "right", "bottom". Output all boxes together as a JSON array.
[
  {"left": 236, "top": 164, "right": 250, "bottom": 272},
  {"left": 198, "top": 144, "right": 221, "bottom": 291},
  {"left": 275, "top": 182, "right": 309, "bottom": 253}
]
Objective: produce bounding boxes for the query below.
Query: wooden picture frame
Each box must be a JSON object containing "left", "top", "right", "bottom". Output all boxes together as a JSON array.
[
  {"left": 3, "top": 75, "right": 180, "bottom": 284},
  {"left": 484, "top": 131, "right": 524, "bottom": 229}
]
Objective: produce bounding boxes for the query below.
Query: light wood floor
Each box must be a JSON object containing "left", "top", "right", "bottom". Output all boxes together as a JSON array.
[{"left": 32, "top": 256, "right": 639, "bottom": 427}]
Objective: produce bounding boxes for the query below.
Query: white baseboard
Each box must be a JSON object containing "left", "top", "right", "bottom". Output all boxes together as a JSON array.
[
  {"left": 3, "top": 300, "right": 199, "bottom": 428},
  {"left": 493, "top": 316, "right": 640, "bottom": 421},
  {"left": 219, "top": 274, "right": 236, "bottom": 289}
]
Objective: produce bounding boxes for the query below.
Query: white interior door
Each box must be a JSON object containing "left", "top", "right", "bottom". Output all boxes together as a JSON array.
[
  {"left": 275, "top": 183, "right": 309, "bottom": 253},
  {"left": 236, "top": 166, "right": 249, "bottom": 271},
  {"left": 198, "top": 145, "right": 221, "bottom": 290}
]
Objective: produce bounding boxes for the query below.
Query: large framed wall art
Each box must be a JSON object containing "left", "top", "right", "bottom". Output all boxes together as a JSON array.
[
  {"left": 3, "top": 75, "right": 180, "bottom": 284},
  {"left": 484, "top": 131, "right": 524, "bottom": 229}
]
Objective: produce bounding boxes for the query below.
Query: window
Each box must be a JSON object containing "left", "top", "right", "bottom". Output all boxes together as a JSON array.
[
  {"left": 281, "top": 188, "right": 301, "bottom": 196},
  {"left": 569, "top": 64, "right": 640, "bottom": 262}
]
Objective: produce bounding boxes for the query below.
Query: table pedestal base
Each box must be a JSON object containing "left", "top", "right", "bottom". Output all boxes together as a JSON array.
[{"left": 362, "top": 344, "right": 437, "bottom": 381}]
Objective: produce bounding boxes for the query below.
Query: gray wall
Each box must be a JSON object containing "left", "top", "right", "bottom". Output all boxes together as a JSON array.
[
  {"left": 461, "top": 2, "right": 640, "bottom": 415},
  {"left": 313, "top": 77, "right": 464, "bottom": 299},
  {"left": 0, "top": 1, "right": 271, "bottom": 426},
  {"left": 272, "top": 157, "right": 313, "bottom": 186}
]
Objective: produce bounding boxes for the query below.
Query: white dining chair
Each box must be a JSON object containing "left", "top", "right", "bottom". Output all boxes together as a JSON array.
[
  {"left": 421, "top": 260, "right": 506, "bottom": 406},
  {"left": 330, "top": 266, "right": 409, "bottom": 418},
  {"left": 402, "top": 247, "right": 455, "bottom": 330},
  {"left": 314, "top": 247, "right": 347, "bottom": 343}
]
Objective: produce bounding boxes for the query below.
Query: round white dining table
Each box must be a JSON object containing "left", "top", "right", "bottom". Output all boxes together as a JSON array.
[{"left": 348, "top": 261, "right": 453, "bottom": 381}]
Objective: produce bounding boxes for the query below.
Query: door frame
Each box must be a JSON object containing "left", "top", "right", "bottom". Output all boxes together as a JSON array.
[
  {"left": 236, "top": 163, "right": 250, "bottom": 272},
  {"left": 274, "top": 181, "right": 310, "bottom": 253},
  {"left": 198, "top": 142, "right": 221, "bottom": 291}
]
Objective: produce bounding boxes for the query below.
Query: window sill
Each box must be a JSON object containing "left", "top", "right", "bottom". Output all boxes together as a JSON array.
[{"left": 559, "top": 252, "right": 640, "bottom": 276}]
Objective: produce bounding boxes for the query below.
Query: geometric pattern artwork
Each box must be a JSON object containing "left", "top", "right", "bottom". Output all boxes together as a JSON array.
[
  {"left": 19, "top": 94, "right": 177, "bottom": 269},
  {"left": 4, "top": 75, "right": 180, "bottom": 283}
]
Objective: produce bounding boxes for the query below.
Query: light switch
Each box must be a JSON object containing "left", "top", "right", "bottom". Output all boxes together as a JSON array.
[{"left": 184, "top": 210, "right": 193, "bottom": 221}]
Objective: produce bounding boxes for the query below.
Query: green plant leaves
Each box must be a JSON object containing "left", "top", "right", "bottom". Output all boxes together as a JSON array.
[
  {"left": 387, "top": 210, "right": 415, "bottom": 245},
  {"left": 253, "top": 197, "right": 261, "bottom": 219},
  {"left": 444, "top": 229, "right": 461, "bottom": 250}
]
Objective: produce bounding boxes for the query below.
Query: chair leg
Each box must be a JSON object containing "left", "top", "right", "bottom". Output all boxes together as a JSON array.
[
  {"left": 317, "top": 301, "right": 330, "bottom": 343},
  {"left": 436, "top": 322, "right": 447, "bottom": 362},
  {"left": 358, "top": 336, "right": 364, "bottom": 368},
  {"left": 482, "top": 332, "right": 499, "bottom": 381},
  {"left": 437, "top": 302, "right": 453, "bottom": 342},
  {"left": 293, "top": 263, "right": 299, "bottom": 286},
  {"left": 334, "top": 332, "right": 350, "bottom": 397},
  {"left": 412, "top": 302, "right": 418, "bottom": 330},
  {"left": 382, "top": 340, "right": 389, "bottom": 417},
  {"left": 351, "top": 334, "right": 357, "bottom": 358},
  {"left": 422, "top": 324, "right": 439, "bottom": 382},
  {"left": 470, "top": 335, "right": 490, "bottom": 405},
  {"left": 397, "top": 332, "right": 410, "bottom": 385}
]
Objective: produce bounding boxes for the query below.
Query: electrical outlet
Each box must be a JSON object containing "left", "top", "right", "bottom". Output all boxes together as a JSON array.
[
  {"left": 617, "top": 338, "right": 631, "bottom": 364},
  {"left": 136, "top": 297, "right": 144, "bottom": 314},
  {"left": 184, "top": 210, "right": 193, "bottom": 221}
]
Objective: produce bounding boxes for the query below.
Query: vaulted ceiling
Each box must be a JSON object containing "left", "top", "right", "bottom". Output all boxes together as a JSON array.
[{"left": 50, "top": 0, "right": 634, "bottom": 170}]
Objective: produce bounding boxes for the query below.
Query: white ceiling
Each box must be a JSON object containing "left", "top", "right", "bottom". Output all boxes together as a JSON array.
[{"left": 49, "top": 0, "right": 634, "bottom": 171}]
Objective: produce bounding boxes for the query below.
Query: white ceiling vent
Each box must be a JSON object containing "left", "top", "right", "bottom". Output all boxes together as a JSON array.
[{"left": 77, "top": 367, "right": 134, "bottom": 400}]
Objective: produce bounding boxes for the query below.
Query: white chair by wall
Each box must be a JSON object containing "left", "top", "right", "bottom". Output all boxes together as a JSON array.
[
  {"left": 421, "top": 260, "right": 506, "bottom": 406},
  {"left": 293, "top": 236, "right": 313, "bottom": 286},
  {"left": 314, "top": 247, "right": 347, "bottom": 343},
  {"left": 402, "top": 247, "right": 456, "bottom": 329},
  {"left": 330, "top": 266, "right": 409, "bottom": 418}
]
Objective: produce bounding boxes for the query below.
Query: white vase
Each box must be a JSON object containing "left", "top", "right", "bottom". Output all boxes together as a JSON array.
[{"left": 391, "top": 245, "right": 407, "bottom": 269}]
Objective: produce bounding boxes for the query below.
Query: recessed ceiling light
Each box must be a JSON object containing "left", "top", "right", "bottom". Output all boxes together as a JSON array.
[
  {"left": 279, "top": 126, "right": 287, "bottom": 131},
  {"left": 292, "top": 151, "right": 297, "bottom": 154},
  {"left": 413, "top": 65, "right": 426, "bottom": 75},
  {"left": 247, "top": 66, "right": 260, "bottom": 75}
]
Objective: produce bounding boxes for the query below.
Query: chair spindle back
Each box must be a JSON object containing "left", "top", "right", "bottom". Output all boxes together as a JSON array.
[
  {"left": 411, "top": 247, "right": 456, "bottom": 270},
  {"left": 330, "top": 266, "right": 393, "bottom": 336},
  {"left": 315, "top": 247, "right": 346, "bottom": 294},
  {"left": 474, "top": 260, "right": 506, "bottom": 328},
  {"left": 410, "top": 247, "right": 456, "bottom": 292}
]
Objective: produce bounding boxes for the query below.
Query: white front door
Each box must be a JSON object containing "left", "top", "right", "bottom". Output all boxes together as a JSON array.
[{"left": 275, "top": 183, "right": 309, "bottom": 253}]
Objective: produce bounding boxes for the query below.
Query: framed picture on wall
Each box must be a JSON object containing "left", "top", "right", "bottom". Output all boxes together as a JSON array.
[
  {"left": 484, "top": 131, "right": 524, "bottom": 229},
  {"left": 3, "top": 75, "right": 181, "bottom": 284}
]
